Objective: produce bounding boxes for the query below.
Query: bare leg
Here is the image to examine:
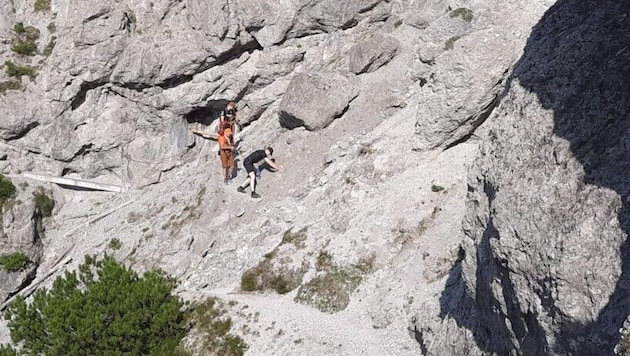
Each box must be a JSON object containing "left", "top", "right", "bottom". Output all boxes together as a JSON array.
[
  {"left": 248, "top": 172, "right": 256, "bottom": 192},
  {"left": 228, "top": 166, "right": 233, "bottom": 179}
]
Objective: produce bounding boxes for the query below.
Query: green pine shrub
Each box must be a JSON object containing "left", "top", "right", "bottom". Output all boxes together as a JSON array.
[
  {"left": 0, "top": 252, "right": 30, "bottom": 272},
  {"left": 3, "top": 255, "right": 189, "bottom": 355},
  {"left": 10, "top": 40, "right": 37, "bottom": 56},
  {"left": 0, "top": 175, "right": 17, "bottom": 207}
]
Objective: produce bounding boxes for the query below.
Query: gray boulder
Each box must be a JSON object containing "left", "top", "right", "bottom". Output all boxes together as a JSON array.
[
  {"left": 403, "top": 0, "right": 449, "bottom": 29},
  {"left": 348, "top": 34, "right": 399, "bottom": 74},
  {"left": 278, "top": 71, "right": 359, "bottom": 131}
]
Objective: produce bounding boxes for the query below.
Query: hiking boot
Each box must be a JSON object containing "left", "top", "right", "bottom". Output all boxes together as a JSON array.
[
  {"left": 237, "top": 186, "right": 246, "bottom": 193},
  {"left": 224, "top": 179, "right": 229, "bottom": 185},
  {"left": 251, "top": 192, "right": 261, "bottom": 199}
]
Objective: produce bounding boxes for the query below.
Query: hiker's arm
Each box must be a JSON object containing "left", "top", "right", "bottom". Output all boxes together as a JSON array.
[
  {"left": 191, "top": 129, "right": 218, "bottom": 139},
  {"left": 264, "top": 157, "right": 280, "bottom": 170}
]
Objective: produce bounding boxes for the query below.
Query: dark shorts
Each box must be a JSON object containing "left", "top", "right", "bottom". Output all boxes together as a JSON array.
[{"left": 244, "top": 159, "right": 256, "bottom": 173}]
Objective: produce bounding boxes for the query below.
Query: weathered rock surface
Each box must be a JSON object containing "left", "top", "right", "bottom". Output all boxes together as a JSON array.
[
  {"left": 348, "top": 33, "right": 399, "bottom": 74},
  {"left": 413, "top": 1, "right": 630, "bottom": 355},
  {"left": 278, "top": 71, "right": 360, "bottom": 130},
  {"left": 2, "top": 0, "right": 628, "bottom": 355},
  {"left": 0, "top": 190, "right": 46, "bottom": 306}
]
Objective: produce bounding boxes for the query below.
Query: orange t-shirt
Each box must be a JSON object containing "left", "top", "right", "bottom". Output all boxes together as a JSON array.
[{"left": 218, "top": 128, "right": 233, "bottom": 150}]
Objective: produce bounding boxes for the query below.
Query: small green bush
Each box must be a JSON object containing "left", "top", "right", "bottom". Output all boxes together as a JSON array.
[
  {"left": 450, "top": 8, "right": 474, "bottom": 22},
  {"left": 240, "top": 259, "right": 305, "bottom": 295},
  {"left": 0, "top": 175, "right": 17, "bottom": 207},
  {"left": 46, "top": 22, "right": 56, "bottom": 33},
  {"left": 0, "top": 81, "right": 21, "bottom": 94},
  {"left": 33, "top": 0, "right": 50, "bottom": 12},
  {"left": 4, "top": 255, "right": 189, "bottom": 355},
  {"left": 240, "top": 263, "right": 299, "bottom": 294},
  {"left": 394, "top": 19, "right": 403, "bottom": 28},
  {"left": 109, "top": 238, "right": 122, "bottom": 250},
  {"left": 33, "top": 189, "right": 54, "bottom": 217},
  {"left": 431, "top": 184, "right": 445, "bottom": 192},
  {"left": 0, "top": 344, "right": 18, "bottom": 355},
  {"left": 5, "top": 61, "right": 36, "bottom": 79},
  {"left": 0, "top": 252, "right": 30, "bottom": 272},
  {"left": 10, "top": 40, "right": 37, "bottom": 56},
  {"left": 445, "top": 36, "right": 461, "bottom": 50},
  {"left": 294, "top": 251, "right": 374, "bottom": 313},
  {"left": 13, "top": 23, "right": 25, "bottom": 33}
]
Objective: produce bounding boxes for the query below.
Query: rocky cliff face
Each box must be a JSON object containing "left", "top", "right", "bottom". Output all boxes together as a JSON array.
[
  {"left": 2, "top": 0, "right": 628, "bottom": 354},
  {"left": 413, "top": 1, "right": 630, "bottom": 355}
]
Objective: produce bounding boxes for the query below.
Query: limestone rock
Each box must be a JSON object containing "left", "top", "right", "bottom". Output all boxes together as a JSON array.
[
  {"left": 278, "top": 71, "right": 359, "bottom": 131},
  {"left": 348, "top": 34, "right": 399, "bottom": 74}
]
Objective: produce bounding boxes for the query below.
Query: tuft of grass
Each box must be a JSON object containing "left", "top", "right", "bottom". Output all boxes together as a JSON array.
[
  {"left": 0, "top": 81, "right": 21, "bottom": 94},
  {"left": 445, "top": 35, "right": 462, "bottom": 51},
  {"left": 316, "top": 250, "right": 333, "bottom": 271},
  {"left": 0, "top": 252, "right": 30, "bottom": 272},
  {"left": 240, "top": 261, "right": 304, "bottom": 294},
  {"left": 11, "top": 40, "right": 37, "bottom": 56},
  {"left": 33, "top": 188, "right": 54, "bottom": 217},
  {"left": 109, "top": 238, "right": 122, "bottom": 250},
  {"left": 46, "top": 22, "right": 56, "bottom": 33},
  {"left": 281, "top": 227, "right": 308, "bottom": 248},
  {"left": 42, "top": 36, "right": 56, "bottom": 56},
  {"left": 394, "top": 19, "right": 403, "bottom": 28},
  {"left": 189, "top": 298, "right": 247, "bottom": 355},
  {"left": 13, "top": 23, "right": 25, "bottom": 33},
  {"left": 0, "top": 175, "right": 17, "bottom": 208},
  {"left": 449, "top": 8, "right": 474, "bottom": 22},
  {"left": 431, "top": 184, "right": 445, "bottom": 192},
  {"left": 358, "top": 144, "right": 376, "bottom": 155},
  {"left": 34, "top": 0, "right": 51, "bottom": 12},
  {"left": 5, "top": 61, "right": 36, "bottom": 79}
]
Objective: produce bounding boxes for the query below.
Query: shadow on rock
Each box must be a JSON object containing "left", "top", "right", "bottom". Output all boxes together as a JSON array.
[
  {"left": 513, "top": 0, "right": 630, "bottom": 353},
  {"left": 438, "top": 1, "right": 630, "bottom": 355}
]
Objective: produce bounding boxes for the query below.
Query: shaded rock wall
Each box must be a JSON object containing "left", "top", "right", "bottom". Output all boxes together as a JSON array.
[{"left": 415, "top": 1, "right": 630, "bottom": 355}]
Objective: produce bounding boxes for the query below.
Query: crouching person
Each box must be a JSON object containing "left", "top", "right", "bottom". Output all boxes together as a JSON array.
[{"left": 237, "top": 147, "right": 279, "bottom": 198}]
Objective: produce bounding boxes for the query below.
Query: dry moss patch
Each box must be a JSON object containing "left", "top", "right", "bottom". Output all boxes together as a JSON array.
[{"left": 294, "top": 252, "right": 374, "bottom": 313}]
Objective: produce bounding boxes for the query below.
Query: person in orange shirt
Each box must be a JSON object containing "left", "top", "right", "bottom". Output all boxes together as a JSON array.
[{"left": 218, "top": 126, "right": 235, "bottom": 184}]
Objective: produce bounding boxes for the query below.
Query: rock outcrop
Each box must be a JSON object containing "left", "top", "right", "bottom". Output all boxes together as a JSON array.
[
  {"left": 413, "top": 1, "right": 630, "bottom": 355},
  {"left": 2, "top": 0, "right": 629, "bottom": 355},
  {"left": 278, "top": 71, "right": 360, "bottom": 130}
]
